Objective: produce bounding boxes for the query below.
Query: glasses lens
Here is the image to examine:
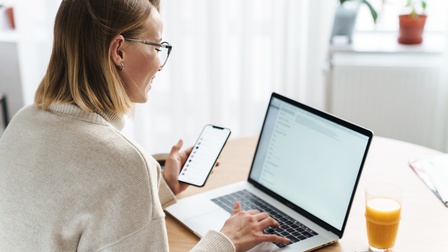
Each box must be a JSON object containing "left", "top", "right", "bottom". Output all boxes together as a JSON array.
[
  {"left": 159, "top": 42, "right": 171, "bottom": 67},
  {"left": 158, "top": 48, "right": 168, "bottom": 67}
]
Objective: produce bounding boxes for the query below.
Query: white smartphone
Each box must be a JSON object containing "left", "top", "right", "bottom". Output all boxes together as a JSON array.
[{"left": 178, "top": 124, "right": 231, "bottom": 187}]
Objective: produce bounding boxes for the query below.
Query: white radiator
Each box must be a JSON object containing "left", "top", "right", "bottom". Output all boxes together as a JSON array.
[{"left": 328, "top": 53, "right": 447, "bottom": 151}]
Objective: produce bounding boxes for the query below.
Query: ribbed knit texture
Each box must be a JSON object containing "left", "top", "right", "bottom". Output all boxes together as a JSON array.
[{"left": 0, "top": 104, "right": 234, "bottom": 251}]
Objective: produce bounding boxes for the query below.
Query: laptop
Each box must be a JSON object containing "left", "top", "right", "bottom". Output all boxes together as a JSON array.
[{"left": 165, "top": 92, "right": 373, "bottom": 251}]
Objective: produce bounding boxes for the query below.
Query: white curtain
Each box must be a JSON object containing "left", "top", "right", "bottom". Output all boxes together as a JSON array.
[
  {"left": 14, "top": 0, "right": 59, "bottom": 106},
  {"left": 15, "top": 0, "right": 336, "bottom": 154},
  {"left": 124, "top": 0, "right": 336, "bottom": 154}
]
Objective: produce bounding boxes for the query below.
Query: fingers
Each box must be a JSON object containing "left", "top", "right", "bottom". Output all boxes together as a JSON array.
[
  {"left": 253, "top": 212, "right": 270, "bottom": 221},
  {"left": 233, "top": 203, "right": 281, "bottom": 230},
  {"left": 261, "top": 234, "right": 291, "bottom": 244},
  {"left": 258, "top": 213, "right": 280, "bottom": 229},
  {"left": 255, "top": 213, "right": 290, "bottom": 244},
  {"left": 232, "top": 202, "right": 283, "bottom": 233},
  {"left": 233, "top": 204, "right": 260, "bottom": 216},
  {"left": 231, "top": 201, "right": 242, "bottom": 215},
  {"left": 186, "top": 145, "right": 193, "bottom": 154},
  {"left": 222, "top": 203, "right": 291, "bottom": 251},
  {"left": 243, "top": 208, "right": 287, "bottom": 242}
]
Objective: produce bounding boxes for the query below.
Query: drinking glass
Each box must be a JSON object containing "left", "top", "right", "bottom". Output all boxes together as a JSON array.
[{"left": 365, "top": 182, "right": 403, "bottom": 251}]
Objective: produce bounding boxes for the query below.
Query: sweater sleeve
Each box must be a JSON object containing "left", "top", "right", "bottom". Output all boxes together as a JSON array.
[
  {"left": 190, "top": 230, "right": 235, "bottom": 252},
  {"left": 158, "top": 174, "right": 177, "bottom": 208}
]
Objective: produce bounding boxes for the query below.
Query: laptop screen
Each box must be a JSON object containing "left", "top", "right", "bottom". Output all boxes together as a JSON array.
[{"left": 249, "top": 93, "right": 372, "bottom": 235}]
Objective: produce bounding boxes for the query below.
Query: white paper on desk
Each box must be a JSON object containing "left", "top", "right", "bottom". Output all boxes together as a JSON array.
[{"left": 409, "top": 155, "right": 448, "bottom": 207}]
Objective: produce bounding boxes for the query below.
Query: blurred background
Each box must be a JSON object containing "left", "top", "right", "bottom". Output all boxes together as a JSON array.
[{"left": 1, "top": 0, "right": 448, "bottom": 155}]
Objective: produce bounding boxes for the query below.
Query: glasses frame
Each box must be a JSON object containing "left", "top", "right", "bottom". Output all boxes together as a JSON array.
[{"left": 124, "top": 38, "right": 172, "bottom": 68}]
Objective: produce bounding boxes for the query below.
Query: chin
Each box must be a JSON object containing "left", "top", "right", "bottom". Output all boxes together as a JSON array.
[
  {"left": 137, "top": 97, "right": 149, "bottom": 103},
  {"left": 130, "top": 95, "right": 149, "bottom": 103}
]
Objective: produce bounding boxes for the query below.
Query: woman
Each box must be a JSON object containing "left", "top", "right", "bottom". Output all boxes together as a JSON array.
[{"left": 0, "top": 0, "right": 289, "bottom": 251}]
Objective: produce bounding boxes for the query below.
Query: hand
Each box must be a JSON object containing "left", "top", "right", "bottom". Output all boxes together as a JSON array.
[
  {"left": 220, "top": 201, "right": 290, "bottom": 252},
  {"left": 162, "top": 139, "right": 192, "bottom": 195}
]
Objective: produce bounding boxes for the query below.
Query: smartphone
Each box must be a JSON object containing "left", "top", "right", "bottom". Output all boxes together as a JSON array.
[{"left": 178, "top": 124, "right": 231, "bottom": 187}]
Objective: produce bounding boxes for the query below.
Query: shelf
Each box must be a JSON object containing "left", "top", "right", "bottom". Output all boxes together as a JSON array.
[
  {"left": 329, "top": 31, "right": 446, "bottom": 55},
  {"left": 0, "top": 30, "right": 18, "bottom": 42}
]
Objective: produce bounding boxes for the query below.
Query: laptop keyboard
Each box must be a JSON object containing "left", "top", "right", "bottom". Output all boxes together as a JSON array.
[{"left": 211, "top": 189, "right": 318, "bottom": 248}]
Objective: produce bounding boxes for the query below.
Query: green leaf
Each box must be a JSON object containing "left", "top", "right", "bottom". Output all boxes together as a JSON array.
[{"left": 362, "top": 0, "right": 378, "bottom": 24}]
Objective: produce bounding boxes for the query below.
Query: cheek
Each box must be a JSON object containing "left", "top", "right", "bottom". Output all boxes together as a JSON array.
[
  {"left": 136, "top": 52, "right": 160, "bottom": 76},
  {"left": 123, "top": 54, "right": 157, "bottom": 84},
  {"left": 121, "top": 52, "right": 160, "bottom": 98},
  {"left": 149, "top": 53, "right": 161, "bottom": 72}
]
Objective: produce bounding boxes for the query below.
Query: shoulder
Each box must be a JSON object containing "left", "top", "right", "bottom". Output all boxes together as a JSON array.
[{"left": 6, "top": 104, "right": 39, "bottom": 122}]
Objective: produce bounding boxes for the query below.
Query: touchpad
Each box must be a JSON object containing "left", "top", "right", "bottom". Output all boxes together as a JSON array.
[
  {"left": 184, "top": 210, "right": 230, "bottom": 237},
  {"left": 166, "top": 195, "right": 222, "bottom": 220}
]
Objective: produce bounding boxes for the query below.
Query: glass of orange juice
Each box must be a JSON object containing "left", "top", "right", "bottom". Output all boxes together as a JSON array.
[{"left": 365, "top": 182, "right": 402, "bottom": 251}]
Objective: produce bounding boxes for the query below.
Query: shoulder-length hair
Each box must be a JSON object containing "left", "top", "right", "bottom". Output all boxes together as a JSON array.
[{"left": 35, "top": 0, "right": 160, "bottom": 115}]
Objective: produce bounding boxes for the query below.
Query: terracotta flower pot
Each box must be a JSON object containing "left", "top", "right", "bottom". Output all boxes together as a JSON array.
[
  {"left": 398, "top": 14, "right": 426, "bottom": 45},
  {"left": 5, "top": 7, "right": 15, "bottom": 29}
]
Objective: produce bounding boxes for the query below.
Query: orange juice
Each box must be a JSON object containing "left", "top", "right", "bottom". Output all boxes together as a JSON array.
[{"left": 365, "top": 197, "right": 401, "bottom": 250}]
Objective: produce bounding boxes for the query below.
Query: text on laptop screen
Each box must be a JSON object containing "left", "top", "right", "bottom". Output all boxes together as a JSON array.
[{"left": 249, "top": 97, "right": 370, "bottom": 230}]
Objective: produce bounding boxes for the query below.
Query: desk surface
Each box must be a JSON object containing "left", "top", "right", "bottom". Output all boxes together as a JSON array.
[{"left": 166, "top": 136, "right": 448, "bottom": 251}]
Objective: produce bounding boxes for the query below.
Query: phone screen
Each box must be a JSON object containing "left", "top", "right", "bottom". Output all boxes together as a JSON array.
[{"left": 178, "top": 124, "right": 231, "bottom": 187}]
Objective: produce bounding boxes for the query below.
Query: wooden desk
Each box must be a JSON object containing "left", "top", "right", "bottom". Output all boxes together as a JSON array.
[{"left": 166, "top": 136, "right": 448, "bottom": 251}]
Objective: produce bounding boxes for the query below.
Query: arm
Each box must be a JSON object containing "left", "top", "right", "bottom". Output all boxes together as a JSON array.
[
  {"left": 190, "top": 201, "right": 290, "bottom": 252},
  {"left": 162, "top": 140, "right": 290, "bottom": 251}
]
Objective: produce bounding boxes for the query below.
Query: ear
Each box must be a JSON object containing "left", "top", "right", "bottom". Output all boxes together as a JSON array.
[{"left": 110, "top": 35, "right": 126, "bottom": 68}]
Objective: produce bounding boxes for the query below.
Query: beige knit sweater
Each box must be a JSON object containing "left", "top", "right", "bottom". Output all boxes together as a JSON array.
[{"left": 0, "top": 104, "right": 234, "bottom": 252}]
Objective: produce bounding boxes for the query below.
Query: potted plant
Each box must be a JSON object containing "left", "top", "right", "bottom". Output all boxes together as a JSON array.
[
  {"left": 341, "top": 0, "right": 378, "bottom": 23},
  {"left": 330, "top": 0, "right": 378, "bottom": 44},
  {"left": 398, "top": 0, "right": 427, "bottom": 45}
]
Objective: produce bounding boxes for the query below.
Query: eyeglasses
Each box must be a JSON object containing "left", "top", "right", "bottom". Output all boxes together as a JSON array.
[{"left": 124, "top": 38, "right": 172, "bottom": 69}]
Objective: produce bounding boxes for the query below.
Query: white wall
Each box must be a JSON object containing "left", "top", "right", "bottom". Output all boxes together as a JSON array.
[
  {"left": 15, "top": 0, "right": 58, "bottom": 106},
  {"left": 0, "top": 41, "right": 22, "bottom": 119}
]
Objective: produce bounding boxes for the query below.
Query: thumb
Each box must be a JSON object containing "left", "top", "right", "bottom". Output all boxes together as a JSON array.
[{"left": 170, "top": 139, "right": 183, "bottom": 154}]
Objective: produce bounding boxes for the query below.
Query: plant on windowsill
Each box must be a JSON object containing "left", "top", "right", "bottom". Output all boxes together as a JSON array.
[
  {"left": 398, "top": 0, "right": 427, "bottom": 45},
  {"left": 342, "top": 0, "right": 378, "bottom": 23},
  {"left": 330, "top": 0, "right": 378, "bottom": 44}
]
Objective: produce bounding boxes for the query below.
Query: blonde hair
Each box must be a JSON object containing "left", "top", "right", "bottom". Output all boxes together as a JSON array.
[{"left": 35, "top": 0, "right": 161, "bottom": 115}]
